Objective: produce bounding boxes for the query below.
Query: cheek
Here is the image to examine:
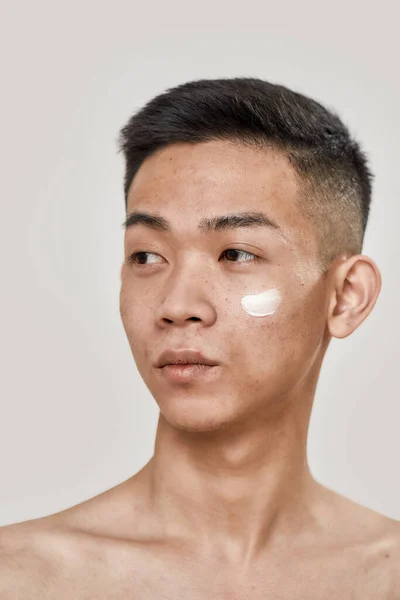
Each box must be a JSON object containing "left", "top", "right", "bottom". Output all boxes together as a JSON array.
[
  {"left": 240, "top": 289, "right": 282, "bottom": 317},
  {"left": 236, "top": 288, "right": 324, "bottom": 395},
  {"left": 234, "top": 288, "right": 284, "bottom": 366},
  {"left": 119, "top": 284, "right": 132, "bottom": 321},
  {"left": 237, "top": 286, "right": 320, "bottom": 363},
  {"left": 119, "top": 282, "right": 147, "bottom": 334}
]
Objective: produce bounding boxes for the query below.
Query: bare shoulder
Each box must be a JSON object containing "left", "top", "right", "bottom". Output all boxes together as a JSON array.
[
  {"left": 0, "top": 479, "right": 147, "bottom": 598},
  {"left": 0, "top": 520, "right": 59, "bottom": 596},
  {"left": 370, "top": 517, "right": 400, "bottom": 598},
  {"left": 0, "top": 519, "right": 51, "bottom": 597},
  {"left": 381, "top": 518, "right": 400, "bottom": 597},
  {"left": 0, "top": 515, "right": 102, "bottom": 599},
  {"left": 351, "top": 517, "right": 400, "bottom": 600},
  {"left": 317, "top": 483, "right": 400, "bottom": 596}
]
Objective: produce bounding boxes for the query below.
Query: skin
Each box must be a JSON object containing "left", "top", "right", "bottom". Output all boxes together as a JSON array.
[{"left": 1, "top": 139, "right": 399, "bottom": 598}]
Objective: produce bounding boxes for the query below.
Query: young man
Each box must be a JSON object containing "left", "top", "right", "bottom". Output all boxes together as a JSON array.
[{"left": 1, "top": 77, "right": 399, "bottom": 598}]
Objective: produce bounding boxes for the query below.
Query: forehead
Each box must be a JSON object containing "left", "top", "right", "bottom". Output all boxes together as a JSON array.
[{"left": 126, "top": 140, "right": 318, "bottom": 253}]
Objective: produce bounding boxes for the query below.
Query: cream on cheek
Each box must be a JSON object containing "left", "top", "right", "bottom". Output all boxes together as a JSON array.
[{"left": 241, "top": 289, "right": 282, "bottom": 317}]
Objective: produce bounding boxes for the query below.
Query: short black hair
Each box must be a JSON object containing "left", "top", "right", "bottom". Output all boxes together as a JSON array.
[{"left": 117, "top": 77, "right": 373, "bottom": 270}]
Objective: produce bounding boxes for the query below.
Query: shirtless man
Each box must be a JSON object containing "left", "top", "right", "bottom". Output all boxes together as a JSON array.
[{"left": 1, "top": 77, "right": 399, "bottom": 598}]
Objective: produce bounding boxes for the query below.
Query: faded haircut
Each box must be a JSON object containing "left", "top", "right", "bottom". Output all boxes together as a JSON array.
[{"left": 117, "top": 77, "right": 373, "bottom": 271}]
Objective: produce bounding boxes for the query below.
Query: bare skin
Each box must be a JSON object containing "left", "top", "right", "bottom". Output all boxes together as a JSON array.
[
  {"left": 1, "top": 140, "right": 399, "bottom": 598},
  {"left": 0, "top": 474, "right": 399, "bottom": 598}
]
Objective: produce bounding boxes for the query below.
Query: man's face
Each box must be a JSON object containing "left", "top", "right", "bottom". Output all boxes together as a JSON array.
[{"left": 120, "top": 140, "right": 331, "bottom": 431}]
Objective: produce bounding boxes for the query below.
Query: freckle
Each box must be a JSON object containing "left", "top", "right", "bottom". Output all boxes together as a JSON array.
[{"left": 385, "top": 553, "right": 390, "bottom": 558}]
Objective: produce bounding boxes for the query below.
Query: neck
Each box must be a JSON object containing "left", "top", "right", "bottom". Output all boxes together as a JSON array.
[{"left": 142, "top": 391, "right": 324, "bottom": 567}]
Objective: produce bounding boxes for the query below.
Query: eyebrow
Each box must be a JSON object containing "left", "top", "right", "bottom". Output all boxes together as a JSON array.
[{"left": 122, "top": 210, "right": 282, "bottom": 235}]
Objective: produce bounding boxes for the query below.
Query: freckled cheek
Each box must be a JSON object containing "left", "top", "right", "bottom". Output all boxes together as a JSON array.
[
  {"left": 119, "top": 284, "right": 150, "bottom": 332},
  {"left": 240, "top": 289, "right": 283, "bottom": 318},
  {"left": 234, "top": 290, "right": 313, "bottom": 367},
  {"left": 227, "top": 289, "right": 285, "bottom": 363}
]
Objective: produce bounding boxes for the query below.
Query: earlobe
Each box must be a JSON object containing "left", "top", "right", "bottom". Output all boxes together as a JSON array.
[{"left": 327, "top": 255, "right": 382, "bottom": 339}]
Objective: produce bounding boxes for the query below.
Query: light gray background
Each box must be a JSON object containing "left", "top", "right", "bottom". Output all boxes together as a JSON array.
[{"left": 0, "top": 0, "right": 399, "bottom": 527}]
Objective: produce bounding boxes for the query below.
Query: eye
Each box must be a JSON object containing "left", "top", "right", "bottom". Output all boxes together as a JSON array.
[
  {"left": 126, "top": 248, "right": 260, "bottom": 267},
  {"left": 127, "top": 251, "right": 163, "bottom": 265},
  {"left": 220, "top": 249, "right": 260, "bottom": 263}
]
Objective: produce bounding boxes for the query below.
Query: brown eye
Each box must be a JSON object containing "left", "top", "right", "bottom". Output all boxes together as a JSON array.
[
  {"left": 127, "top": 249, "right": 260, "bottom": 267},
  {"left": 221, "top": 249, "right": 259, "bottom": 263},
  {"left": 127, "top": 252, "right": 163, "bottom": 265}
]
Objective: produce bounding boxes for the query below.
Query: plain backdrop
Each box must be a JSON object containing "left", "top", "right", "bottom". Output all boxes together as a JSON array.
[{"left": 0, "top": 0, "right": 399, "bottom": 526}]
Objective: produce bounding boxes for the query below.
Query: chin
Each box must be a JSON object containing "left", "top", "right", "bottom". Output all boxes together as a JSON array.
[
  {"left": 156, "top": 396, "right": 241, "bottom": 434},
  {"left": 169, "top": 417, "right": 232, "bottom": 433}
]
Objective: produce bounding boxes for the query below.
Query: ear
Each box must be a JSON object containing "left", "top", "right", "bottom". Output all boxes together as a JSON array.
[{"left": 327, "top": 255, "right": 382, "bottom": 339}]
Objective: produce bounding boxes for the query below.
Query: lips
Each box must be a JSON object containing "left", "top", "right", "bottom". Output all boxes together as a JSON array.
[
  {"left": 156, "top": 348, "right": 219, "bottom": 368},
  {"left": 158, "top": 362, "right": 219, "bottom": 383}
]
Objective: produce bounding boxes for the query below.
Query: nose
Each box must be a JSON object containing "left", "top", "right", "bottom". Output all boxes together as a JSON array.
[{"left": 154, "top": 270, "right": 217, "bottom": 328}]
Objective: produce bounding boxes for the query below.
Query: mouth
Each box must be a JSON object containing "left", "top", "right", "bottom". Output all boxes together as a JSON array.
[{"left": 157, "top": 363, "right": 219, "bottom": 382}]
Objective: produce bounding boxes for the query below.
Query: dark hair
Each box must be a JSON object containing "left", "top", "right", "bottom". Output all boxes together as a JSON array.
[{"left": 117, "top": 77, "right": 373, "bottom": 270}]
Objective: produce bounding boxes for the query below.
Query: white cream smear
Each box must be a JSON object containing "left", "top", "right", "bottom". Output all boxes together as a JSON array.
[{"left": 241, "top": 288, "right": 282, "bottom": 317}]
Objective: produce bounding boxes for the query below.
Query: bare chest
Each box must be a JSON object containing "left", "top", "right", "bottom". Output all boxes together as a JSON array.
[
  {"left": 121, "top": 560, "right": 392, "bottom": 600},
  {"left": 47, "top": 549, "right": 394, "bottom": 600}
]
